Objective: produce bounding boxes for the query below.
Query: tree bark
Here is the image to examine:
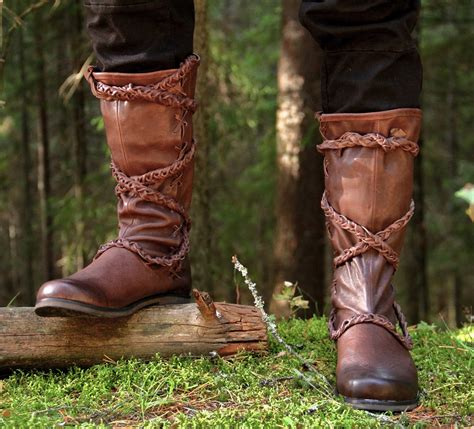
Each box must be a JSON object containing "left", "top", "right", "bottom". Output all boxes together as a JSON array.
[
  {"left": 18, "top": 27, "right": 35, "bottom": 305},
  {"left": 72, "top": 4, "right": 88, "bottom": 271},
  {"left": 34, "top": 10, "right": 54, "bottom": 282},
  {"left": 445, "top": 23, "right": 462, "bottom": 327},
  {"left": 7, "top": 221, "right": 20, "bottom": 298},
  {"left": 190, "top": 0, "right": 214, "bottom": 294},
  {"left": 0, "top": 0, "right": 51, "bottom": 99},
  {"left": 270, "top": 0, "right": 326, "bottom": 318},
  {"left": 0, "top": 291, "right": 268, "bottom": 370}
]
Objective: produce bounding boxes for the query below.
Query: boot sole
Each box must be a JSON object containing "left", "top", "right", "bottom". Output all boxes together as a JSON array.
[
  {"left": 343, "top": 395, "right": 418, "bottom": 412},
  {"left": 35, "top": 294, "right": 192, "bottom": 318}
]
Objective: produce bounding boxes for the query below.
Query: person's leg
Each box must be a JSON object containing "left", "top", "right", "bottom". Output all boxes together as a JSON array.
[
  {"left": 300, "top": 0, "right": 422, "bottom": 411},
  {"left": 300, "top": 0, "right": 422, "bottom": 113},
  {"left": 35, "top": 1, "right": 199, "bottom": 317},
  {"left": 84, "top": 0, "right": 194, "bottom": 72}
]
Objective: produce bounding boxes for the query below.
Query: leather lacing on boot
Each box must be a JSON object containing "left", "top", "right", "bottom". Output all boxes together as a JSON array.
[
  {"left": 86, "top": 55, "right": 199, "bottom": 273},
  {"left": 317, "top": 129, "right": 419, "bottom": 350}
]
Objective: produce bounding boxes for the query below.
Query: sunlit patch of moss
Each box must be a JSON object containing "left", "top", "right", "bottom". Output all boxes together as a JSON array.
[{"left": 455, "top": 324, "right": 474, "bottom": 343}]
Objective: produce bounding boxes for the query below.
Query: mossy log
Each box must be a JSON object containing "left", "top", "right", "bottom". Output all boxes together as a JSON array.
[{"left": 0, "top": 290, "right": 268, "bottom": 369}]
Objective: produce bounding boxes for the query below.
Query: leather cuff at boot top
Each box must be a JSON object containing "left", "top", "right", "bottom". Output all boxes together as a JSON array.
[
  {"left": 299, "top": 0, "right": 422, "bottom": 113},
  {"left": 84, "top": 0, "right": 194, "bottom": 72}
]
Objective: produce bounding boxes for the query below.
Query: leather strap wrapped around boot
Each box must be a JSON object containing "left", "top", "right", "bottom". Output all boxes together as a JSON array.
[
  {"left": 87, "top": 55, "right": 199, "bottom": 273},
  {"left": 319, "top": 128, "right": 418, "bottom": 350},
  {"left": 35, "top": 55, "right": 200, "bottom": 317},
  {"left": 317, "top": 108, "right": 421, "bottom": 410}
]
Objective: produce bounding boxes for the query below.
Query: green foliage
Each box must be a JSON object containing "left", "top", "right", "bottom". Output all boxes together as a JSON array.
[
  {"left": 455, "top": 183, "right": 474, "bottom": 221},
  {"left": 456, "top": 184, "right": 474, "bottom": 205},
  {"left": 273, "top": 281, "right": 310, "bottom": 316},
  {"left": 0, "top": 319, "right": 472, "bottom": 427}
]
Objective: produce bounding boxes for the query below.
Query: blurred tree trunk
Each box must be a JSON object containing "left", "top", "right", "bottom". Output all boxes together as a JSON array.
[
  {"left": 72, "top": 4, "right": 88, "bottom": 271},
  {"left": 446, "top": 53, "right": 462, "bottom": 327},
  {"left": 19, "top": 28, "right": 35, "bottom": 305},
  {"left": 34, "top": 11, "right": 54, "bottom": 282},
  {"left": 269, "top": 0, "right": 326, "bottom": 318},
  {"left": 191, "top": 0, "right": 214, "bottom": 294},
  {"left": 0, "top": 0, "right": 51, "bottom": 94},
  {"left": 7, "top": 219, "right": 20, "bottom": 298},
  {"left": 442, "top": 5, "right": 463, "bottom": 328}
]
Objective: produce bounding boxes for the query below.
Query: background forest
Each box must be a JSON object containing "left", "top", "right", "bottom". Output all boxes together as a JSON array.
[{"left": 0, "top": 0, "right": 473, "bottom": 328}]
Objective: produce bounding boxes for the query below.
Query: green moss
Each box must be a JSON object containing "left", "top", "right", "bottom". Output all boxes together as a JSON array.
[{"left": 0, "top": 319, "right": 472, "bottom": 428}]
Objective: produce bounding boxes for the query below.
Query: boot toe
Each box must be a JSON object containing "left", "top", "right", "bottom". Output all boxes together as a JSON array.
[
  {"left": 34, "top": 248, "right": 191, "bottom": 317},
  {"left": 337, "top": 366, "right": 418, "bottom": 402},
  {"left": 36, "top": 278, "right": 105, "bottom": 308},
  {"left": 336, "top": 324, "right": 418, "bottom": 408}
]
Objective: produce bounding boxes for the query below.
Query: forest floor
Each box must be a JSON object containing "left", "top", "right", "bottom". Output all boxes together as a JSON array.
[{"left": 0, "top": 318, "right": 472, "bottom": 428}]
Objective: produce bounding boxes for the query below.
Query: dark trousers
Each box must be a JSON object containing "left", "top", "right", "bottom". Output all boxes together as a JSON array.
[{"left": 84, "top": 0, "right": 422, "bottom": 113}]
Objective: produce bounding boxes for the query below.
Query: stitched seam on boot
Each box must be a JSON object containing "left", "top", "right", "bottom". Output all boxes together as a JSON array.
[
  {"left": 114, "top": 101, "right": 135, "bottom": 238},
  {"left": 120, "top": 197, "right": 136, "bottom": 239},
  {"left": 115, "top": 101, "right": 129, "bottom": 172},
  {"left": 368, "top": 121, "right": 380, "bottom": 313},
  {"left": 370, "top": 146, "right": 377, "bottom": 235}
]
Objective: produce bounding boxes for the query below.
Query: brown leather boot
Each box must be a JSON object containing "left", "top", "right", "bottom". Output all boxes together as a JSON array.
[
  {"left": 317, "top": 108, "right": 421, "bottom": 411},
  {"left": 35, "top": 55, "right": 200, "bottom": 317}
]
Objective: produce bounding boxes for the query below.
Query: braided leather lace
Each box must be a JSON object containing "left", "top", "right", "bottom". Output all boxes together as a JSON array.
[
  {"left": 328, "top": 303, "right": 413, "bottom": 350},
  {"left": 318, "top": 129, "right": 419, "bottom": 350},
  {"left": 321, "top": 193, "right": 415, "bottom": 270},
  {"left": 86, "top": 55, "right": 199, "bottom": 113},
  {"left": 88, "top": 55, "right": 199, "bottom": 270}
]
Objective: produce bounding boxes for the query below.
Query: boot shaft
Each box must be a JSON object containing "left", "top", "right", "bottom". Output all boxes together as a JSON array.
[
  {"left": 318, "top": 108, "right": 421, "bottom": 339},
  {"left": 85, "top": 55, "right": 199, "bottom": 264},
  {"left": 92, "top": 65, "right": 197, "bottom": 175},
  {"left": 319, "top": 108, "right": 421, "bottom": 243}
]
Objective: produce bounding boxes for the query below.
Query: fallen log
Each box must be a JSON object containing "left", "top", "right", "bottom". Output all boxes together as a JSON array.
[{"left": 0, "top": 290, "right": 268, "bottom": 369}]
